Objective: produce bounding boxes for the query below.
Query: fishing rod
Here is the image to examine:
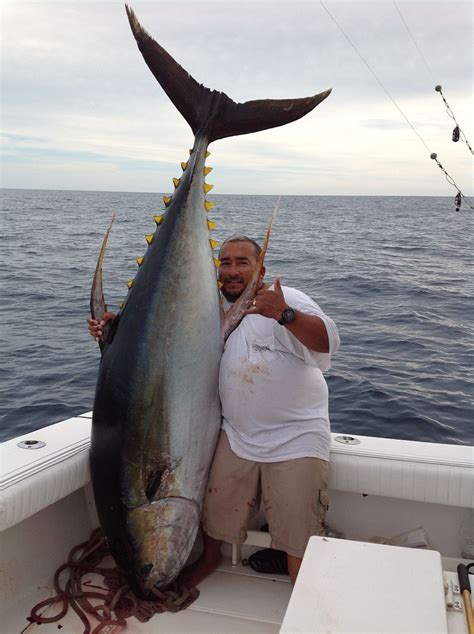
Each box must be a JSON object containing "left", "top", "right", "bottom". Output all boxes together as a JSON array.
[
  {"left": 319, "top": 0, "right": 473, "bottom": 211},
  {"left": 457, "top": 563, "right": 474, "bottom": 634}
]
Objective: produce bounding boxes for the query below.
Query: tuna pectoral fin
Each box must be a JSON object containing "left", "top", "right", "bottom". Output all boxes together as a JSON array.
[
  {"left": 90, "top": 214, "right": 115, "bottom": 350},
  {"left": 125, "top": 5, "right": 331, "bottom": 143}
]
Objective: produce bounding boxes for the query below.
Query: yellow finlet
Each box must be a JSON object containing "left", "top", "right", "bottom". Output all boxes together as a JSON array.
[
  {"left": 181, "top": 161, "right": 188, "bottom": 171},
  {"left": 127, "top": 280, "right": 134, "bottom": 289},
  {"left": 145, "top": 234, "right": 154, "bottom": 245},
  {"left": 207, "top": 220, "right": 217, "bottom": 230},
  {"left": 163, "top": 195, "right": 172, "bottom": 207},
  {"left": 214, "top": 258, "right": 221, "bottom": 267},
  {"left": 173, "top": 177, "right": 181, "bottom": 189},
  {"left": 210, "top": 239, "right": 219, "bottom": 249},
  {"left": 217, "top": 281, "right": 223, "bottom": 289},
  {"left": 205, "top": 200, "right": 215, "bottom": 211},
  {"left": 118, "top": 302, "right": 124, "bottom": 309},
  {"left": 206, "top": 151, "right": 211, "bottom": 157},
  {"left": 204, "top": 166, "right": 213, "bottom": 175},
  {"left": 154, "top": 215, "right": 164, "bottom": 226},
  {"left": 136, "top": 256, "right": 144, "bottom": 266},
  {"left": 203, "top": 183, "right": 214, "bottom": 194}
]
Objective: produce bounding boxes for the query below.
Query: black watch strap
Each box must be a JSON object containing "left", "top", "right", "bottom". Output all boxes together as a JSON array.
[{"left": 278, "top": 307, "right": 296, "bottom": 325}]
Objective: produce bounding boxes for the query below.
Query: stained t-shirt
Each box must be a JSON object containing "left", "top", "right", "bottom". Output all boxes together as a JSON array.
[{"left": 219, "top": 286, "right": 340, "bottom": 462}]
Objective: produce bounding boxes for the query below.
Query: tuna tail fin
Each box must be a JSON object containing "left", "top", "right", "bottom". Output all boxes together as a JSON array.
[
  {"left": 90, "top": 214, "right": 115, "bottom": 352},
  {"left": 125, "top": 5, "right": 331, "bottom": 143}
]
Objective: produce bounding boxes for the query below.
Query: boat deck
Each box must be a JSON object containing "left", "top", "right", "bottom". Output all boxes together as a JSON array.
[
  {"left": 9, "top": 557, "right": 291, "bottom": 633},
  {"left": 9, "top": 556, "right": 473, "bottom": 633}
]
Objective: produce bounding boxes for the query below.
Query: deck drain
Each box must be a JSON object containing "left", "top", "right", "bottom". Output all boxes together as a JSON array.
[
  {"left": 334, "top": 435, "right": 360, "bottom": 445},
  {"left": 17, "top": 440, "right": 46, "bottom": 450}
]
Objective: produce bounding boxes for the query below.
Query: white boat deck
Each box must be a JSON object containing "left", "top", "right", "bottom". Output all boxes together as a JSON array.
[
  {"left": 2, "top": 413, "right": 473, "bottom": 633},
  {"left": 8, "top": 554, "right": 474, "bottom": 633},
  {"left": 9, "top": 557, "right": 291, "bottom": 633}
]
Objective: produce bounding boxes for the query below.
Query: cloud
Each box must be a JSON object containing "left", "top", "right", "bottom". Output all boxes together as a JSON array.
[{"left": 1, "top": 1, "right": 472, "bottom": 195}]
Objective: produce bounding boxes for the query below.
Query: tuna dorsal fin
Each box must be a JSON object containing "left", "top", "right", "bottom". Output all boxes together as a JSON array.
[
  {"left": 125, "top": 5, "right": 331, "bottom": 143},
  {"left": 90, "top": 214, "right": 115, "bottom": 351}
]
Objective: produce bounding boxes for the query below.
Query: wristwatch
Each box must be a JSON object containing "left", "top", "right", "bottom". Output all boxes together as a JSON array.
[{"left": 278, "top": 306, "right": 296, "bottom": 325}]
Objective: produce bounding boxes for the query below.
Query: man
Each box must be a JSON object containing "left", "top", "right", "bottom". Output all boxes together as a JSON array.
[{"left": 88, "top": 235, "right": 339, "bottom": 586}]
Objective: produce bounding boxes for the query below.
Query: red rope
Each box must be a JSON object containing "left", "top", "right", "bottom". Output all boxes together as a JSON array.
[{"left": 26, "top": 528, "right": 199, "bottom": 632}]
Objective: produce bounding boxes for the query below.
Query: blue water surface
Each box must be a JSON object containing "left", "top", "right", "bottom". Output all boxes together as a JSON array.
[{"left": 1, "top": 189, "right": 472, "bottom": 444}]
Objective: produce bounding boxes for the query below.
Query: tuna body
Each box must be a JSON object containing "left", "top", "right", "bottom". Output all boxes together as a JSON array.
[
  {"left": 90, "top": 4, "right": 331, "bottom": 598},
  {"left": 90, "top": 136, "right": 222, "bottom": 595}
]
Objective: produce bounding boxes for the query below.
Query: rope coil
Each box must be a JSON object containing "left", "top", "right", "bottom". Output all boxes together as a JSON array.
[{"left": 24, "top": 528, "right": 199, "bottom": 634}]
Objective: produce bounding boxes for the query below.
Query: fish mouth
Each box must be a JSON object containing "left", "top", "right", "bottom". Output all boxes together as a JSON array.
[{"left": 127, "top": 496, "right": 201, "bottom": 592}]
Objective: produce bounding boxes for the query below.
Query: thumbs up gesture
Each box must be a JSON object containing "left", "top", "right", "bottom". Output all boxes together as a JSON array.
[{"left": 244, "top": 276, "right": 288, "bottom": 321}]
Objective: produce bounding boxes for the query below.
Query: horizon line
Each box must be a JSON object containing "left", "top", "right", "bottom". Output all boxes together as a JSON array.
[{"left": 0, "top": 187, "right": 457, "bottom": 199}]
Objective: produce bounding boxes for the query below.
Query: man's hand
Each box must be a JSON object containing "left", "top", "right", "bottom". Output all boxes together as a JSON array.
[
  {"left": 87, "top": 312, "right": 116, "bottom": 342},
  {"left": 243, "top": 277, "right": 330, "bottom": 352},
  {"left": 243, "top": 277, "right": 287, "bottom": 320}
]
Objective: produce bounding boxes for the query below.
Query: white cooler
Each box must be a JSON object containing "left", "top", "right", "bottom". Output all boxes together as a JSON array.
[{"left": 281, "top": 536, "right": 448, "bottom": 633}]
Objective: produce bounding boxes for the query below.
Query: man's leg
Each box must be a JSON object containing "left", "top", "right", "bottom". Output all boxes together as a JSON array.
[
  {"left": 261, "top": 457, "right": 329, "bottom": 585},
  {"left": 287, "top": 554, "right": 302, "bottom": 585},
  {"left": 178, "top": 530, "right": 223, "bottom": 588}
]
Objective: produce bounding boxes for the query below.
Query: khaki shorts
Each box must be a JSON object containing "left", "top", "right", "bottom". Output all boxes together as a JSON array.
[{"left": 202, "top": 431, "right": 329, "bottom": 558}]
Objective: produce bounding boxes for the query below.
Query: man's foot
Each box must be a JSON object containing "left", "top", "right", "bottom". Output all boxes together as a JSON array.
[{"left": 177, "top": 549, "right": 223, "bottom": 589}]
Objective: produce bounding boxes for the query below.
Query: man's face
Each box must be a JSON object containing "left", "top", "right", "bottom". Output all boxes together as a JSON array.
[{"left": 219, "top": 241, "right": 259, "bottom": 302}]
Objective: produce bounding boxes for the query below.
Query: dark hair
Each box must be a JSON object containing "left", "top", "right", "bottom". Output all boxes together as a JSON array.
[{"left": 219, "top": 234, "right": 262, "bottom": 259}]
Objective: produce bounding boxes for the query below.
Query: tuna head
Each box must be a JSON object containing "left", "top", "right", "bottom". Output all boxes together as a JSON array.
[{"left": 125, "top": 497, "right": 200, "bottom": 597}]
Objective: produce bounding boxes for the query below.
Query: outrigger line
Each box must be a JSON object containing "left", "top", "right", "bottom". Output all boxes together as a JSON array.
[
  {"left": 394, "top": 2, "right": 473, "bottom": 156},
  {"left": 393, "top": 2, "right": 474, "bottom": 154},
  {"left": 435, "top": 85, "right": 474, "bottom": 156},
  {"left": 320, "top": 0, "right": 473, "bottom": 212}
]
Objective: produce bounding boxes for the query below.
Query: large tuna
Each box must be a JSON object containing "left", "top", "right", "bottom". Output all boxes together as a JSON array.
[{"left": 89, "top": 4, "right": 331, "bottom": 598}]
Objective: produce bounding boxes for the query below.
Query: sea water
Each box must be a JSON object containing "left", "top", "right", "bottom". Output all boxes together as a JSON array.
[{"left": 1, "top": 189, "right": 472, "bottom": 445}]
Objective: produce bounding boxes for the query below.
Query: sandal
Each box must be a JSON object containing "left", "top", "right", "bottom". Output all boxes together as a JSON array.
[{"left": 246, "top": 548, "right": 289, "bottom": 575}]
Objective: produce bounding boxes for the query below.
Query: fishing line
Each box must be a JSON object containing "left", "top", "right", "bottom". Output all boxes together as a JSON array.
[
  {"left": 393, "top": 1, "right": 437, "bottom": 84},
  {"left": 319, "top": 1, "right": 430, "bottom": 154},
  {"left": 319, "top": 0, "right": 473, "bottom": 210},
  {"left": 393, "top": 1, "right": 473, "bottom": 156},
  {"left": 435, "top": 84, "right": 474, "bottom": 155}
]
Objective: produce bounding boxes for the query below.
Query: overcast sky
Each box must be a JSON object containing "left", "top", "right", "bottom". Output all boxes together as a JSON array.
[{"left": 1, "top": 1, "right": 472, "bottom": 196}]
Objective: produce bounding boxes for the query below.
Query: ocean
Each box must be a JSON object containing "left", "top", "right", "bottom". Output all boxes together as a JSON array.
[{"left": 1, "top": 189, "right": 472, "bottom": 445}]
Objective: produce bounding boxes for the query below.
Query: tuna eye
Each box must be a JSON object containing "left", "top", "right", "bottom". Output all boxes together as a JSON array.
[
  {"left": 138, "top": 563, "right": 154, "bottom": 578},
  {"left": 145, "top": 469, "right": 164, "bottom": 501}
]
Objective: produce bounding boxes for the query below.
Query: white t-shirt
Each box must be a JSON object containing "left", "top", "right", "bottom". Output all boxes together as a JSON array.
[{"left": 219, "top": 286, "right": 340, "bottom": 462}]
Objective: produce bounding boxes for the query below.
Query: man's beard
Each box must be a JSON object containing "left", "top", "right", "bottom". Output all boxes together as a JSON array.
[
  {"left": 220, "top": 288, "right": 239, "bottom": 303},
  {"left": 220, "top": 278, "right": 245, "bottom": 303}
]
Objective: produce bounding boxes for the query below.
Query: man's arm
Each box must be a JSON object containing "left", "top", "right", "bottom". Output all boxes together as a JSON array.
[
  {"left": 280, "top": 311, "right": 329, "bottom": 352},
  {"left": 243, "top": 277, "right": 330, "bottom": 353}
]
